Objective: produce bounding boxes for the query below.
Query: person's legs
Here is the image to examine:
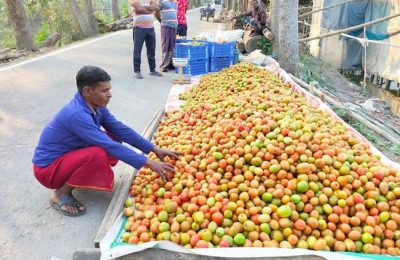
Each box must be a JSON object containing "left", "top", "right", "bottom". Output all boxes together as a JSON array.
[
  {"left": 177, "top": 24, "right": 182, "bottom": 37},
  {"left": 34, "top": 146, "right": 118, "bottom": 215},
  {"left": 159, "top": 26, "right": 176, "bottom": 72},
  {"left": 159, "top": 26, "right": 168, "bottom": 71},
  {"left": 168, "top": 27, "right": 177, "bottom": 69},
  {"left": 177, "top": 24, "right": 187, "bottom": 37},
  {"left": 145, "top": 28, "right": 158, "bottom": 74},
  {"left": 134, "top": 27, "right": 146, "bottom": 76}
]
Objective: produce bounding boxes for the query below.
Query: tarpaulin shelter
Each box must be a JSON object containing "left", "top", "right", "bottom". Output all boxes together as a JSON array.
[{"left": 309, "top": 0, "right": 400, "bottom": 83}]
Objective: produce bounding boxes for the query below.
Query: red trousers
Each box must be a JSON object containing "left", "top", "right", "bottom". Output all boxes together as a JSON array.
[{"left": 33, "top": 146, "right": 118, "bottom": 191}]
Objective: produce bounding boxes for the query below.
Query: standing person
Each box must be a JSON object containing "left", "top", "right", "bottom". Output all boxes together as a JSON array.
[
  {"left": 155, "top": 0, "right": 178, "bottom": 72},
  {"left": 129, "top": 0, "right": 163, "bottom": 79},
  {"left": 32, "top": 66, "right": 179, "bottom": 216},
  {"left": 176, "top": 0, "right": 188, "bottom": 37}
]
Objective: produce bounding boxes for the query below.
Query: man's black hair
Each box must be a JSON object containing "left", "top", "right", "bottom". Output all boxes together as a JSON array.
[{"left": 76, "top": 66, "right": 111, "bottom": 93}]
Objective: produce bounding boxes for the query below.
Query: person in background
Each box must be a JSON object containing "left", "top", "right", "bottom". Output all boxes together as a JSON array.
[
  {"left": 234, "top": 0, "right": 269, "bottom": 37},
  {"left": 32, "top": 66, "right": 179, "bottom": 216},
  {"left": 155, "top": 0, "right": 178, "bottom": 72},
  {"left": 129, "top": 0, "right": 163, "bottom": 79},
  {"left": 176, "top": 0, "right": 189, "bottom": 37}
]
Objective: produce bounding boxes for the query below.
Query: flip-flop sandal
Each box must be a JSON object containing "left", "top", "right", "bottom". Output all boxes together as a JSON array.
[
  {"left": 50, "top": 194, "right": 86, "bottom": 217},
  {"left": 69, "top": 193, "right": 86, "bottom": 213}
]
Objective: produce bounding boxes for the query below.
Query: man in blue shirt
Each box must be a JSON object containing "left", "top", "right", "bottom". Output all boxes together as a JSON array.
[{"left": 32, "top": 66, "right": 178, "bottom": 216}]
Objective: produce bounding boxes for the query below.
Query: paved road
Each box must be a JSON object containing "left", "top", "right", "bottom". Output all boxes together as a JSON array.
[{"left": 0, "top": 7, "right": 221, "bottom": 260}]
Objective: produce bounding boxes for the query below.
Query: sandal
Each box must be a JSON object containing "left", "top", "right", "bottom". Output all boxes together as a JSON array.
[
  {"left": 69, "top": 193, "right": 86, "bottom": 212},
  {"left": 50, "top": 194, "right": 86, "bottom": 217}
]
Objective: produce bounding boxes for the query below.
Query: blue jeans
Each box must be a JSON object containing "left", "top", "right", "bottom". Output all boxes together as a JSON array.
[{"left": 133, "top": 27, "right": 156, "bottom": 73}]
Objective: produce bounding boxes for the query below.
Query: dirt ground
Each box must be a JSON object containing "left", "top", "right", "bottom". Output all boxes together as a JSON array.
[{"left": 299, "top": 55, "right": 400, "bottom": 163}]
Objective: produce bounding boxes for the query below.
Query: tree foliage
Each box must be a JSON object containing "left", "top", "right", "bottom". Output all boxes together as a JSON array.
[{"left": 1, "top": 0, "right": 129, "bottom": 49}]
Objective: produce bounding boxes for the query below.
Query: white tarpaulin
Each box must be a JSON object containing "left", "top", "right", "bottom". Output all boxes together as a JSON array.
[{"left": 309, "top": 0, "right": 400, "bottom": 82}]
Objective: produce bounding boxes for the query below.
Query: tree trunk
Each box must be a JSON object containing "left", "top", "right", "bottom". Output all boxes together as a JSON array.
[
  {"left": 235, "top": 0, "right": 240, "bottom": 11},
  {"left": 246, "top": 0, "right": 252, "bottom": 11},
  {"left": 270, "top": 0, "right": 279, "bottom": 59},
  {"left": 38, "top": 33, "right": 61, "bottom": 48},
  {"left": 238, "top": 0, "right": 244, "bottom": 11},
  {"left": 5, "top": 0, "right": 35, "bottom": 51},
  {"left": 30, "top": 8, "right": 43, "bottom": 36},
  {"left": 84, "top": 0, "right": 99, "bottom": 34},
  {"left": 111, "top": 0, "right": 121, "bottom": 21},
  {"left": 69, "top": 0, "right": 96, "bottom": 37},
  {"left": 278, "top": 0, "right": 299, "bottom": 76}
]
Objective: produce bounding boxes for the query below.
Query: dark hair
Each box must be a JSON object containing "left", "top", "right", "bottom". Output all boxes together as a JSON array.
[{"left": 76, "top": 66, "right": 111, "bottom": 93}]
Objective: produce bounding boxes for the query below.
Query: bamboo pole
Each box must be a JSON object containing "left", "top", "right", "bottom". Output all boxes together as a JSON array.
[
  {"left": 299, "top": 0, "right": 357, "bottom": 18},
  {"left": 299, "top": 13, "right": 400, "bottom": 42}
]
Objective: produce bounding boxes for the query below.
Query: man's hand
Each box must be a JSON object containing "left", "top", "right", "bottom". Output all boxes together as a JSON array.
[
  {"left": 145, "top": 158, "right": 176, "bottom": 181},
  {"left": 152, "top": 146, "right": 180, "bottom": 162}
]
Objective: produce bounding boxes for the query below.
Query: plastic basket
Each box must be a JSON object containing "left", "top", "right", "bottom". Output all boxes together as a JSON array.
[
  {"left": 209, "top": 57, "right": 234, "bottom": 72},
  {"left": 233, "top": 49, "right": 239, "bottom": 64},
  {"left": 209, "top": 42, "right": 235, "bottom": 58},
  {"left": 175, "top": 42, "right": 209, "bottom": 60},
  {"left": 175, "top": 59, "right": 209, "bottom": 76}
]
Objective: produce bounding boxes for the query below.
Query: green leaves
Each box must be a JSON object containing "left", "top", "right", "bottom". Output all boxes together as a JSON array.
[{"left": 257, "top": 37, "right": 272, "bottom": 55}]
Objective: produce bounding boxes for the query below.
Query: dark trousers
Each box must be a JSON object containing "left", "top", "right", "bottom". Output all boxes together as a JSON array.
[
  {"left": 177, "top": 24, "right": 187, "bottom": 37},
  {"left": 133, "top": 27, "right": 156, "bottom": 73}
]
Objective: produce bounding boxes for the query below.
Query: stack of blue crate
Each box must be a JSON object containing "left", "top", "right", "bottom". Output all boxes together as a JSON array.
[
  {"left": 175, "top": 40, "right": 209, "bottom": 76},
  {"left": 209, "top": 42, "right": 236, "bottom": 72}
]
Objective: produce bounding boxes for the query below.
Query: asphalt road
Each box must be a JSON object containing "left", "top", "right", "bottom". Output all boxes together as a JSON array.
[{"left": 0, "top": 7, "right": 221, "bottom": 260}]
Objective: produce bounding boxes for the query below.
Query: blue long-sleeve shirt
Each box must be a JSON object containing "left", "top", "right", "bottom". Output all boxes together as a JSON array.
[{"left": 32, "top": 92, "right": 154, "bottom": 169}]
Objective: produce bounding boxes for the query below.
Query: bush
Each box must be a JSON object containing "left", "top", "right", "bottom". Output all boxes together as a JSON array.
[
  {"left": 257, "top": 37, "right": 272, "bottom": 55},
  {"left": 96, "top": 12, "right": 114, "bottom": 33},
  {"left": 120, "top": 2, "right": 131, "bottom": 18},
  {"left": 0, "top": 28, "right": 15, "bottom": 48},
  {"left": 34, "top": 22, "right": 50, "bottom": 45}
]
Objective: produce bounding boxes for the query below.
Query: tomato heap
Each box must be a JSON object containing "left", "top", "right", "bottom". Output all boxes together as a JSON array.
[{"left": 122, "top": 63, "right": 400, "bottom": 255}]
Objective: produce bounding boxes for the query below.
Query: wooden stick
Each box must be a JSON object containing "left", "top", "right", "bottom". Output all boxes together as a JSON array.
[
  {"left": 299, "top": 0, "right": 357, "bottom": 18},
  {"left": 299, "top": 13, "right": 400, "bottom": 42},
  {"left": 0, "top": 52, "right": 22, "bottom": 61}
]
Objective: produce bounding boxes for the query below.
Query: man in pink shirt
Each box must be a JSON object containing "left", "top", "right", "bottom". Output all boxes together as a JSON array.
[
  {"left": 176, "top": 0, "right": 188, "bottom": 37},
  {"left": 129, "top": 0, "right": 163, "bottom": 79}
]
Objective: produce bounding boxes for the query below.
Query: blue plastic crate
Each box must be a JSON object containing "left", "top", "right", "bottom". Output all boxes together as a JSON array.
[
  {"left": 209, "top": 56, "right": 233, "bottom": 72},
  {"left": 175, "top": 42, "right": 209, "bottom": 60},
  {"left": 175, "top": 59, "right": 209, "bottom": 76},
  {"left": 209, "top": 42, "right": 235, "bottom": 58},
  {"left": 176, "top": 38, "right": 188, "bottom": 44},
  {"left": 233, "top": 49, "right": 239, "bottom": 64}
]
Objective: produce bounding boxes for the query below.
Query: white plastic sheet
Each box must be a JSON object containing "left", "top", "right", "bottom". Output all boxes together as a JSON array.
[{"left": 195, "top": 28, "right": 245, "bottom": 43}]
